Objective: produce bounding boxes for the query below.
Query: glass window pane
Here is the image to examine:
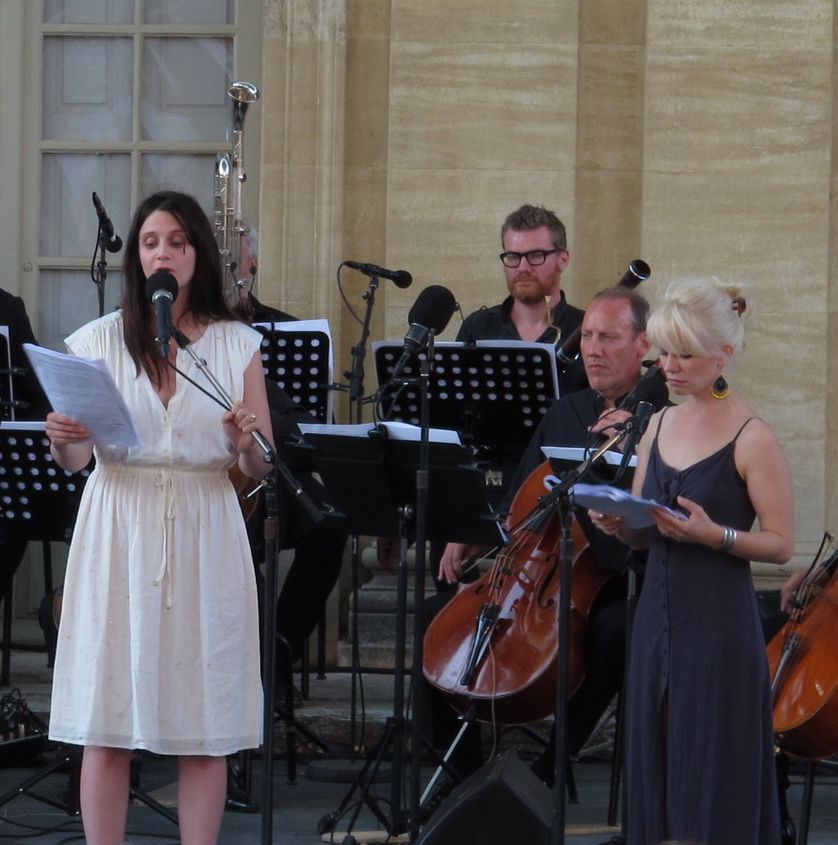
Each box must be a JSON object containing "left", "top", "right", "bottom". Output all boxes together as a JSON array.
[
  {"left": 43, "top": 37, "right": 134, "bottom": 142},
  {"left": 44, "top": 0, "right": 134, "bottom": 25},
  {"left": 141, "top": 38, "right": 231, "bottom": 142},
  {"left": 144, "top": 0, "right": 233, "bottom": 25},
  {"left": 141, "top": 154, "right": 216, "bottom": 214},
  {"left": 38, "top": 270, "right": 123, "bottom": 352},
  {"left": 41, "top": 154, "right": 131, "bottom": 258}
]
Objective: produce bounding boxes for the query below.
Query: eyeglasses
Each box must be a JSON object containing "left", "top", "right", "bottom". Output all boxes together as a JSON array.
[{"left": 499, "top": 249, "right": 560, "bottom": 268}]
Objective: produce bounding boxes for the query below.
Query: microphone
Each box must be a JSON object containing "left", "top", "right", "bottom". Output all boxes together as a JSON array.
[
  {"left": 615, "top": 400, "right": 655, "bottom": 482},
  {"left": 390, "top": 285, "right": 458, "bottom": 380},
  {"left": 345, "top": 261, "right": 412, "bottom": 289},
  {"left": 145, "top": 271, "right": 179, "bottom": 358},
  {"left": 92, "top": 192, "right": 123, "bottom": 253},
  {"left": 617, "top": 363, "right": 667, "bottom": 412}
]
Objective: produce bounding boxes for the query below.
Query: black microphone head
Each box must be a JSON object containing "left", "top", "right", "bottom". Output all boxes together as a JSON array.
[
  {"left": 145, "top": 271, "right": 179, "bottom": 303},
  {"left": 407, "top": 285, "right": 458, "bottom": 334},
  {"left": 392, "top": 270, "right": 413, "bottom": 289}
]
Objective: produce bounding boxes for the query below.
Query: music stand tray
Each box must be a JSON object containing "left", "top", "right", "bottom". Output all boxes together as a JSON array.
[{"left": 295, "top": 424, "right": 503, "bottom": 546}]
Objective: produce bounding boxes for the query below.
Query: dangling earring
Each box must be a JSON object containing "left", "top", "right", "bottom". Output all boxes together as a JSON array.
[{"left": 712, "top": 373, "right": 731, "bottom": 400}]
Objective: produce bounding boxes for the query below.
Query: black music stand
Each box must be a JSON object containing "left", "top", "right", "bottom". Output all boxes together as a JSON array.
[
  {"left": 301, "top": 425, "right": 502, "bottom": 840},
  {"left": 374, "top": 340, "right": 559, "bottom": 505},
  {"left": 228, "top": 321, "right": 334, "bottom": 803},
  {"left": 0, "top": 422, "right": 90, "bottom": 542},
  {"left": 254, "top": 320, "right": 332, "bottom": 424},
  {"left": 0, "top": 422, "right": 87, "bottom": 816}
]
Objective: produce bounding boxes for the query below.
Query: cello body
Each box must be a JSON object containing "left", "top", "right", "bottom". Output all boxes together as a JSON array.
[
  {"left": 422, "top": 461, "right": 612, "bottom": 725},
  {"left": 766, "top": 544, "right": 838, "bottom": 759}
]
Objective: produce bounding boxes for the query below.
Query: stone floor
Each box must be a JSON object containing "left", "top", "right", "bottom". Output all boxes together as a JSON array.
[{"left": 0, "top": 648, "right": 835, "bottom": 844}]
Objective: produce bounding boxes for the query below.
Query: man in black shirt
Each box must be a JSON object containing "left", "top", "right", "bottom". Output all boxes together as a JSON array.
[
  {"left": 456, "top": 203, "right": 586, "bottom": 394},
  {"left": 438, "top": 286, "right": 668, "bottom": 778},
  {"left": 0, "top": 288, "right": 51, "bottom": 421},
  {"left": 1, "top": 288, "right": 55, "bottom": 658}
]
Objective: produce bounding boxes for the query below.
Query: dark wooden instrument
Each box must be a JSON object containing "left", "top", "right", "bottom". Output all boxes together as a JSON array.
[
  {"left": 228, "top": 464, "right": 262, "bottom": 522},
  {"left": 767, "top": 538, "right": 838, "bottom": 758},
  {"left": 423, "top": 461, "right": 612, "bottom": 725}
]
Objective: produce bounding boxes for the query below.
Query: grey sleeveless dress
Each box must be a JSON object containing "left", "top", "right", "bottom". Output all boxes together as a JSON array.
[{"left": 625, "top": 412, "right": 780, "bottom": 845}]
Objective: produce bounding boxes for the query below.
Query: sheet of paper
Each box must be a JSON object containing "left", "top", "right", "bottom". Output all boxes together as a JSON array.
[
  {"left": 23, "top": 344, "right": 141, "bottom": 448},
  {"left": 572, "top": 482, "right": 687, "bottom": 529},
  {"left": 542, "top": 445, "right": 638, "bottom": 468},
  {"left": 298, "top": 421, "right": 461, "bottom": 444}
]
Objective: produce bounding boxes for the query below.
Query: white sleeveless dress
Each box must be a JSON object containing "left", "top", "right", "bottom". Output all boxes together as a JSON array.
[{"left": 48, "top": 311, "right": 263, "bottom": 756}]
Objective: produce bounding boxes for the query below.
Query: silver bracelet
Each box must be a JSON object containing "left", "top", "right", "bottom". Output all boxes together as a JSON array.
[{"left": 719, "top": 526, "right": 738, "bottom": 552}]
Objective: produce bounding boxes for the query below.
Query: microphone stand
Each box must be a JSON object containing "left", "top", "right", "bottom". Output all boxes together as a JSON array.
[
  {"left": 343, "top": 271, "right": 379, "bottom": 755},
  {"left": 347, "top": 272, "right": 379, "bottom": 424},
  {"left": 518, "top": 425, "right": 631, "bottom": 845},
  {"left": 407, "top": 330, "right": 436, "bottom": 841},
  {"left": 170, "top": 329, "right": 322, "bottom": 845},
  {"left": 91, "top": 223, "right": 110, "bottom": 318}
]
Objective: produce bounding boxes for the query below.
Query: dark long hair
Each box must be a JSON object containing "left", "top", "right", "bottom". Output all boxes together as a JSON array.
[{"left": 121, "top": 190, "right": 235, "bottom": 384}]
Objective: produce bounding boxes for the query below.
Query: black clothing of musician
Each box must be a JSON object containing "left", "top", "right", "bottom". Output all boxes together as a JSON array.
[
  {"left": 504, "top": 381, "right": 668, "bottom": 777},
  {"left": 245, "top": 297, "right": 348, "bottom": 674},
  {"left": 0, "top": 288, "right": 52, "bottom": 629},
  {"left": 0, "top": 288, "right": 51, "bottom": 420},
  {"left": 456, "top": 291, "right": 587, "bottom": 393},
  {"left": 422, "top": 383, "right": 669, "bottom": 785}
]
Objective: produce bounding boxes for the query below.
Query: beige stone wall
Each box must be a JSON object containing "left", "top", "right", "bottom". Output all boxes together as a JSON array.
[{"left": 258, "top": 0, "right": 835, "bottom": 572}]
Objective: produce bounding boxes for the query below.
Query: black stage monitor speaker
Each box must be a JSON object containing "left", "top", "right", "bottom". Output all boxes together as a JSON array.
[{"left": 416, "top": 751, "right": 553, "bottom": 845}]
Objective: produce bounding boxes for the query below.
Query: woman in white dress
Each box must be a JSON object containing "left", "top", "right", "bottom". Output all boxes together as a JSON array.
[{"left": 45, "top": 191, "right": 273, "bottom": 845}]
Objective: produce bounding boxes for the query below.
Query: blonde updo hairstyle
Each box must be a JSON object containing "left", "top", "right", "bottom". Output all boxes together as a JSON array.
[{"left": 646, "top": 278, "right": 748, "bottom": 361}]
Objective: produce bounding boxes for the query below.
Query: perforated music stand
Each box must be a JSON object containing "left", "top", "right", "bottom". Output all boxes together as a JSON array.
[
  {"left": 374, "top": 340, "right": 559, "bottom": 506},
  {"left": 0, "top": 421, "right": 91, "bottom": 816},
  {"left": 374, "top": 340, "right": 558, "bottom": 448},
  {"left": 0, "top": 422, "right": 90, "bottom": 544},
  {"left": 297, "top": 425, "right": 502, "bottom": 839},
  {"left": 254, "top": 320, "right": 332, "bottom": 424}
]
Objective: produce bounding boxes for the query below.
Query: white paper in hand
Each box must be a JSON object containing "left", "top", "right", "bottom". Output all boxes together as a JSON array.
[
  {"left": 23, "top": 344, "right": 141, "bottom": 448},
  {"left": 572, "top": 483, "right": 687, "bottom": 529}
]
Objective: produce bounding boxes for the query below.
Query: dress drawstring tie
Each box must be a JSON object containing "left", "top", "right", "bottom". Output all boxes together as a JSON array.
[{"left": 153, "top": 470, "right": 176, "bottom": 609}]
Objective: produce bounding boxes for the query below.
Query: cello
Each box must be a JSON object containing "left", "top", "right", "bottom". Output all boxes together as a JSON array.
[
  {"left": 422, "top": 460, "right": 613, "bottom": 725},
  {"left": 766, "top": 533, "right": 838, "bottom": 759}
]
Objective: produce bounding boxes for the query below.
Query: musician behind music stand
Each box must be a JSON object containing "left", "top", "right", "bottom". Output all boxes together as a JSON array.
[
  {"left": 298, "top": 423, "right": 502, "bottom": 841},
  {"left": 1, "top": 292, "right": 53, "bottom": 422},
  {"left": 0, "top": 422, "right": 86, "bottom": 815}
]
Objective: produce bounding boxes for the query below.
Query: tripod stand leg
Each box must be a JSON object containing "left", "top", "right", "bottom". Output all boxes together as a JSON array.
[
  {"left": 277, "top": 634, "right": 298, "bottom": 785},
  {"left": 419, "top": 706, "right": 479, "bottom": 806},
  {"left": 0, "top": 745, "right": 80, "bottom": 815},
  {"left": 317, "top": 717, "right": 398, "bottom": 836},
  {"left": 129, "top": 787, "right": 179, "bottom": 825}
]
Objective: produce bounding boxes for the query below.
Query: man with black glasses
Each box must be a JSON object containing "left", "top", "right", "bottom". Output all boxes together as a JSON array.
[{"left": 456, "top": 204, "right": 585, "bottom": 393}]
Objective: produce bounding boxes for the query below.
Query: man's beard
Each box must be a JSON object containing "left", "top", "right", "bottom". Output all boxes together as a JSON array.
[{"left": 509, "top": 276, "right": 549, "bottom": 305}]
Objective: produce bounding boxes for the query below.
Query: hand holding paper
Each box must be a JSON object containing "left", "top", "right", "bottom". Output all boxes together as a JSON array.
[
  {"left": 24, "top": 344, "right": 141, "bottom": 448},
  {"left": 572, "top": 482, "right": 687, "bottom": 529}
]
